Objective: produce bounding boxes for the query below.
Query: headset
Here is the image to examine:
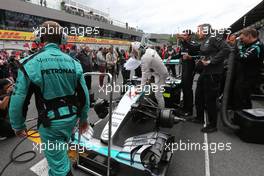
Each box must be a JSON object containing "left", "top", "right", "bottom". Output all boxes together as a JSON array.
[{"left": 33, "top": 26, "right": 68, "bottom": 45}]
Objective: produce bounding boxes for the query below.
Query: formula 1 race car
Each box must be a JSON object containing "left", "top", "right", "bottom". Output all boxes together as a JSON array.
[{"left": 69, "top": 74, "right": 185, "bottom": 176}]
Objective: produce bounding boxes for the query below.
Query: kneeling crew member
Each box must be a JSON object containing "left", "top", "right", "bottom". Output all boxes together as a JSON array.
[{"left": 9, "top": 21, "right": 90, "bottom": 176}]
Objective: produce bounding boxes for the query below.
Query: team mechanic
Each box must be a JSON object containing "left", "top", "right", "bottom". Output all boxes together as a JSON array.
[
  {"left": 9, "top": 21, "right": 90, "bottom": 176},
  {"left": 232, "top": 28, "right": 264, "bottom": 110},
  {"left": 177, "top": 30, "right": 201, "bottom": 117},
  {"left": 194, "top": 24, "right": 231, "bottom": 133}
]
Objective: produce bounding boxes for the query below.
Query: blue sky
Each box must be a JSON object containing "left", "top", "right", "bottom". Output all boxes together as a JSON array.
[{"left": 78, "top": 0, "right": 263, "bottom": 34}]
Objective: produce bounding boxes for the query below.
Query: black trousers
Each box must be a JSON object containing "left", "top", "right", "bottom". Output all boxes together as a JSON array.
[
  {"left": 135, "top": 66, "right": 142, "bottom": 78},
  {"left": 107, "top": 67, "right": 116, "bottom": 82},
  {"left": 232, "top": 75, "right": 257, "bottom": 110},
  {"left": 168, "top": 65, "right": 176, "bottom": 77},
  {"left": 116, "top": 63, "right": 120, "bottom": 77},
  {"left": 195, "top": 74, "right": 221, "bottom": 127},
  {"left": 0, "top": 119, "right": 15, "bottom": 137},
  {"left": 121, "top": 68, "right": 130, "bottom": 85},
  {"left": 181, "top": 60, "right": 195, "bottom": 113},
  {"left": 85, "top": 76, "right": 91, "bottom": 91}
]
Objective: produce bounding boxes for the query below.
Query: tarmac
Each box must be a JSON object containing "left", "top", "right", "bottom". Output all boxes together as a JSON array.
[{"left": 0, "top": 73, "right": 263, "bottom": 176}]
